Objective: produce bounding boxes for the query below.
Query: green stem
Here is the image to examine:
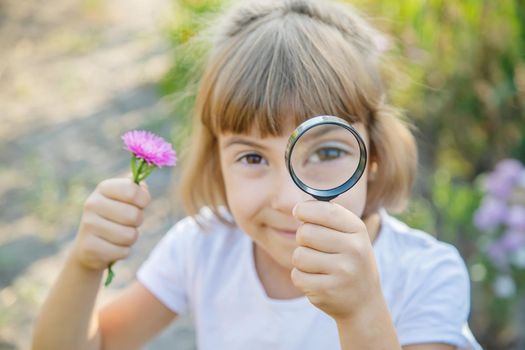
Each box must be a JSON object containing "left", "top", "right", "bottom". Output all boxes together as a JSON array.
[
  {"left": 138, "top": 164, "right": 155, "bottom": 182},
  {"left": 104, "top": 262, "right": 115, "bottom": 286},
  {"left": 131, "top": 154, "right": 137, "bottom": 179},
  {"left": 105, "top": 156, "right": 150, "bottom": 287},
  {"left": 133, "top": 158, "right": 145, "bottom": 184}
]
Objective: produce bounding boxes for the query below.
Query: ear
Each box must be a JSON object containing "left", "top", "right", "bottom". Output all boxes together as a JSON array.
[{"left": 368, "top": 161, "right": 378, "bottom": 182}]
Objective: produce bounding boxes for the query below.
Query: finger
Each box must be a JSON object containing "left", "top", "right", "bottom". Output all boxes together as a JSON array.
[
  {"left": 84, "top": 212, "right": 140, "bottom": 246},
  {"left": 88, "top": 192, "right": 144, "bottom": 227},
  {"left": 84, "top": 234, "right": 132, "bottom": 262},
  {"left": 97, "top": 178, "right": 151, "bottom": 209},
  {"left": 125, "top": 173, "right": 150, "bottom": 193},
  {"left": 293, "top": 200, "right": 364, "bottom": 233},
  {"left": 292, "top": 246, "right": 334, "bottom": 274},
  {"left": 296, "top": 223, "right": 349, "bottom": 253},
  {"left": 291, "top": 267, "right": 332, "bottom": 291},
  {"left": 139, "top": 181, "right": 150, "bottom": 199}
]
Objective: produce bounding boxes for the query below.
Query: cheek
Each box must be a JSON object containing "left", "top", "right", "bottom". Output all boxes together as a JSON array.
[
  {"left": 221, "top": 166, "right": 268, "bottom": 231},
  {"left": 333, "top": 122, "right": 369, "bottom": 217},
  {"left": 333, "top": 172, "right": 368, "bottom": 218}
]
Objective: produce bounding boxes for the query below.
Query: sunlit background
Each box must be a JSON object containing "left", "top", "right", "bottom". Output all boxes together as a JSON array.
[{"left": 1, "top": 0, "right": 524, "bottom": 349}]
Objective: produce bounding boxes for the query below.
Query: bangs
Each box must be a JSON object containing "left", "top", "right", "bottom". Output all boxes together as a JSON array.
[
  {"left": 181, "top": 0, "right": 417, "bottom": 221},
  {"left": 200, "top": 12, "right": 381, "bottom": 137}
]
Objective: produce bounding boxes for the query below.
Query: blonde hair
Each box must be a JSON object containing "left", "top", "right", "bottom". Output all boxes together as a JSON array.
[{"left": 178, "top": 0, "right": 417, "bottom": 223}]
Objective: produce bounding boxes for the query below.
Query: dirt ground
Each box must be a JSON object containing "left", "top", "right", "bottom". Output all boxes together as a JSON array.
[{"left": 0, "top": 0, "right": 195, "bottom": 348}]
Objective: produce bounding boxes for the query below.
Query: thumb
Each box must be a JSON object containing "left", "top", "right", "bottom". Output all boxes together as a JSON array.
[{"left": 139, "top": 180, "right": 149, "bottom": 191}]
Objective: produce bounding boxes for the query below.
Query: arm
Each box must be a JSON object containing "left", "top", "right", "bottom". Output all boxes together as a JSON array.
[
  {"left": 97, "top": 281, "right": 177, "bottom": 349},
  {"left": 31, "top": 253, "right": 105, "bottom": 350},
  {"left": 290, "top": 201, "right": 402, "bottom": 350},
  {"left": 335, "top": 291, "right": 401, "bottom": 350},
  {"left": 291, "top": 201, "right": 469, "bottom": 350},
  {"left": 31, "top": 261, "right": 177, "bottom": 350},
  {"left": 333, "top": 289, "right": 458, "bottom": 350},
  {"left": 334, "top": 298, "right": 456, "bottom": 349},
  {"left": 31, "top": 178, "right": 175, "bottom": 349},
  {"left": 404, "top": 345, "right": 456, "bottom": 350}
]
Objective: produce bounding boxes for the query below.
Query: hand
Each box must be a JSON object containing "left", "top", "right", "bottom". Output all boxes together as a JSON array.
[
  {"left": 72, "top": 177, "right": 151, "bottom": 272},
  {"left": 291, "top": 200, "right": 382, "bottom": 322}
]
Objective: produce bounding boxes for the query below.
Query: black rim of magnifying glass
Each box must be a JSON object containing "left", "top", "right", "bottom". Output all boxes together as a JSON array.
[{"left": 285, "top": 115, "right": 368, "bottom": 201}]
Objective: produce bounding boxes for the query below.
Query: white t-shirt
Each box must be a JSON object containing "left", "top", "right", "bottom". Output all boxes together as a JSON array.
[{"left": 137, "top": 208, "right": 482, "bottom": 349}]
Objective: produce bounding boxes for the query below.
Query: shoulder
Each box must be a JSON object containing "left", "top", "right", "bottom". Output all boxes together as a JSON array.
[
  {"left": 376, "top": 210, "right": 471, "bottom": 314},
  {"left": 377, "top": 210, "right": 470, "bottom": 313},
  {"left": 377, "top": 212, "right": 476, "bottom": 348},
  {"left": 159, "top": 206, "right": 244, "bottom": 264},
  {"left": 378, "top": 210, "right": 467, "bottom": 275}
]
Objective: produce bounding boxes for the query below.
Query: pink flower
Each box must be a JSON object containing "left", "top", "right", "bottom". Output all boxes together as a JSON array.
[
  {"left": 122, "top": 130, "right": 176, "bottom": 167},
  {"left": 105, "top": 130, "right": 177, "bottom": 287}
]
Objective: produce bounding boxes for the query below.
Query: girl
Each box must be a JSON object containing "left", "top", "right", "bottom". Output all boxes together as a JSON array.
[{"left": 32, "top": 0, "right": 483, "bottom": 349}]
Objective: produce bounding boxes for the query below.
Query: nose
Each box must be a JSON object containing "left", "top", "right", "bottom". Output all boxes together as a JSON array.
[{"left": 270, "top": 166, "right": 310, "bottom": 214}]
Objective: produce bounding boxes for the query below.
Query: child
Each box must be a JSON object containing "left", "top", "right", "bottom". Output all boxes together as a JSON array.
[{"left": 32, "top": 0, "right": 483, "bottom": 349}]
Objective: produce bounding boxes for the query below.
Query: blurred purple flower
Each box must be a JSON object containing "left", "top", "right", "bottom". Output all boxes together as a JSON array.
[
  {"left": 500, "top": 230, "right": 525, "bottom": 252},
  {"left": 485, "top": 159, "right": 524, "bottom": 199},
  {"left": 493, "top": 274, "right": 516, "bottom": 298},
  {"left": 505, "top": 206, "right": 525, "bottom": 230},
  {"left": 476, "top": 158, "right": 525, "bottom": 277},
  {"left": 122, "top": 130, "right": 176, "bottom": 167},
  {"left": 495, "top": 159, "right": 523, "bottom": 180},
  {"left": 474, "top": 196, "right": 508, "bottom": 230},
  {"left": 487, "top": 241, "right": 509, "bottom": 269}
]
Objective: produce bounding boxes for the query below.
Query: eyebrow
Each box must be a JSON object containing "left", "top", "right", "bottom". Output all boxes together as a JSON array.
[
  {"left": 222, "top": 136, "right": 269, "bottom": 150},
  {"left": 298, "top": 125, "right": 349, "bottom": 144}
]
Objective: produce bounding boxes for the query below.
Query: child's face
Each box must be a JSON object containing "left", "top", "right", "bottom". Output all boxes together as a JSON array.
[{"left": 218, "top": 122, "right": 370, "bottom": 270}]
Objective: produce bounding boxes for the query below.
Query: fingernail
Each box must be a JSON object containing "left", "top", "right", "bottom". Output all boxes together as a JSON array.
[{"left": 292, "top": 204, "right": 298, "bottom": 217}]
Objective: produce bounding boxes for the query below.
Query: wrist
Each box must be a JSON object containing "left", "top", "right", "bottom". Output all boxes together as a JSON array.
[
  {"left": 67, "top": 248, "right": 106, "bottom": 277},
  {"left": 334, "top": 292, "right": 401, "bottom": 350},
  {"left": 333, "top": 288, "right": 386, "bottom": 326}
]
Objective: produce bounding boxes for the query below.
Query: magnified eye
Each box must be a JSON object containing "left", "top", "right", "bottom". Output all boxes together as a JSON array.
[
  {"left": 238, "top": 153, "right": 266, "bottom": 165},
  {"left": 308, "top": 147, "right": 349, "bottom": 163}
]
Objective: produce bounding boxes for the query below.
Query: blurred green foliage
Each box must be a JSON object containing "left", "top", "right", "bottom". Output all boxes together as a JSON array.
[
  {"left": 159, "top": 0, "right": 227, "bottom": 150},
  {"left": 160, "top": 0, "right": 525, "bottom": 348}
]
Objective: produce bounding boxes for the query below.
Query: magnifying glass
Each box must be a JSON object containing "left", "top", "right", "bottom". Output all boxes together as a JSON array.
[{"left": 285, "top": 115, "right": 367, "bottom": 201}]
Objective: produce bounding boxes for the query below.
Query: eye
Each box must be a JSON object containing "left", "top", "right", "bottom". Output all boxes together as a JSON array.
[
  {"left": 308, "top": 147, "right": 350, "bottom": 163},
  {"left": 237, "top": 153, "right": 267, "bottom": 165}
]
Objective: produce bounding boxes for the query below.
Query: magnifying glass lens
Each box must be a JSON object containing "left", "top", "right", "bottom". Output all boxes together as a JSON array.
[{"left": 290, "top": 124, "right": 360, "bottom": 191}]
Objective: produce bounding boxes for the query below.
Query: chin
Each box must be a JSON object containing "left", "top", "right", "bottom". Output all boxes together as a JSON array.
[
  {"left": 271, "top": 255, "right": 294, "bottom": 271},
  {"left": 273, "top": 245, "right": 296, "bottom": 271}
]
